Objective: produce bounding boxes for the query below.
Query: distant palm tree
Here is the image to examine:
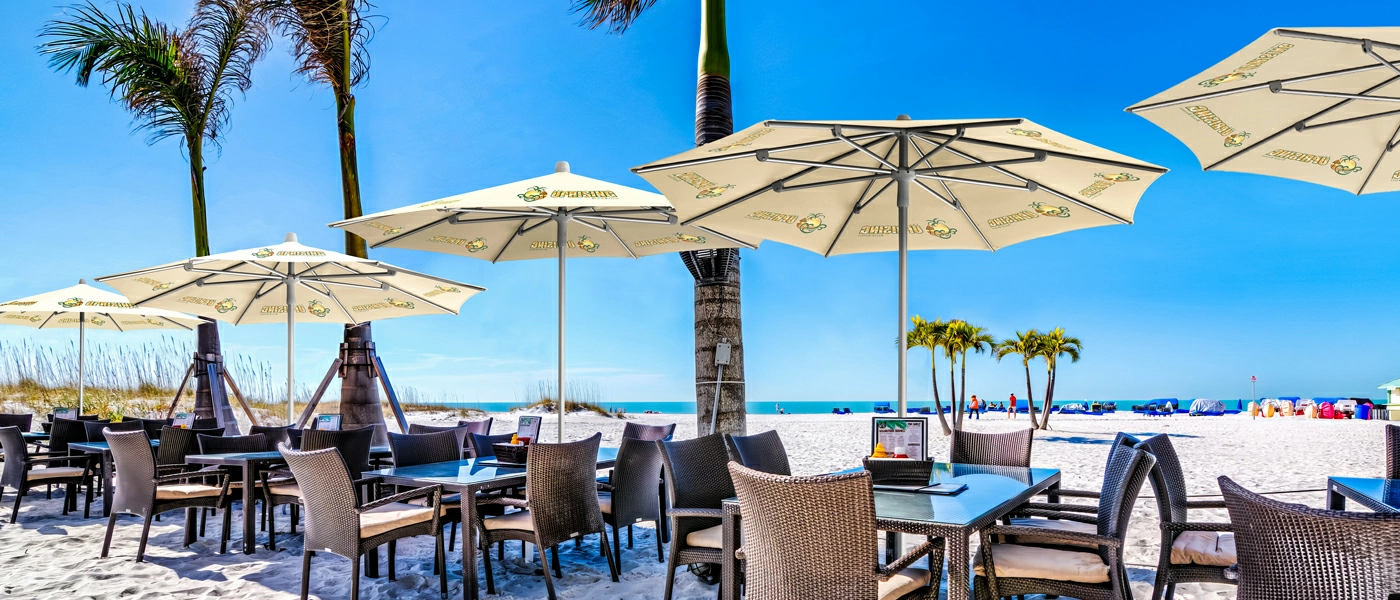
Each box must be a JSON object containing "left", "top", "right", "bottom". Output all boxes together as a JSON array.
[
  {"left": 1035, "top": 327, "right": 1082, "bottom": 430},
  {"left": 906, "top": 316, "right": 951, "bottom": 435},
  {"left": 945, "top": 321, "right": 993, "bottom": 429},
  {"left": 994, "top": 330, "right": 1042, "bottom": 426},
  {"left": 40, "top": 0, "right": 271, "bottom": 420}
]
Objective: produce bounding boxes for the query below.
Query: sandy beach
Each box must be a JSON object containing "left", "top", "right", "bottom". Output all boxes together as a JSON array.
[{"left": 0, "top": 410, "right": 1387, "bottom": 599}]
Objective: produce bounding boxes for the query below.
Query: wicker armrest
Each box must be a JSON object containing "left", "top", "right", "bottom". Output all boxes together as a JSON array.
[
  {"left": 1036, "top": 488, "right": 1100, "bottom": 499},
  {"left": 1019, "top": 501, "right": 1099, "bottom": 514},
  {"left": 1186, "top": 499, "right": 1227, "bottom": 509},
  {"left": 25, "top": 454, "right": 90, "bottom": 466},
  {"left": 477, "top": 496, "right": 529, "bottom": 509},
  {"left": 156, "top": 470, "right": 227, "bottom": 485},
  {"left": 361, "top": 484, "right": 441, "bottom": 512},
  {"left": 983, "top": 525, "right": 1122, "bottom": 549},
  {"left": 667, "top": 507, "right": 724, "bottom": 519},
  {"left": 1163, "top": 521, "right": 1233, "bottom": 533},
  {"left": 156, "top": 464, "right": 190, "bottom": 475},
  {"left": 877, "top": 539, "right": 940, "bottom": 580},
  {"left": 352, "top": 475, "right": 383, "bottom": 487},
  {"left": 597, "top": 482, "right": 615, "bottom": 492},
  {"left": 1013, "top": 509, "right": 1099, "bottom": 524}
]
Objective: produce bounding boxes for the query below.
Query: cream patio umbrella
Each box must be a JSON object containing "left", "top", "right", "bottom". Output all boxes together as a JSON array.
[
  {"left": 1128, "top": 28, "right": 1400, "bottom": 194},
  {"left": 97, "top": 233, "right": 484, "bottom": 422},
  {"left": 0, "top": 280, "right": 204, "bottom": 413},
  {"left": 330, "top": 161, "right": 758, "bottom": 442},
  {"left": 633, "top": 116, "right": 1166, "bottom": 416}
]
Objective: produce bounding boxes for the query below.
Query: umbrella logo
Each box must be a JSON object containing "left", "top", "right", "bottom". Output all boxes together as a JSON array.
[
  {"left": 0, "top": 300, "right": 36, "bottom": 307},
  {"left": 306, "top": 300, "right": 331, "bottom": 317},
  {"left": 1224, "top": 133, "right": 1250, "bottom": 147},
  {"left": 575, "top": 236, "right": 601, "bottom": 253},
  {"left": 135, "top": 277, "right": 170, "bottom": 291},
  {"left": 674, "top": 232, "right": 706, "bottom": 243},
  {"left": 518, "top": 186, "right": 549, "bottom": 202},
  {"left": 1198, "top": 71, "right": 1255, "bottom": 88},
  {"left": 1029, "top": 202, "right": 1071, "bottom": 218},
  {"left": 1391, "top": 170, "right": 1400, "bottom": 181},
  {"left": 1079, "top": 173, "right": 1139, "bottom": 198},
  {"left": 1197, "top": 43, "right": 1293, "bottom": 88},
  {"left": 252, "top": 248, "right": 274, "bottom": 259},
  {"left": 925, "top": 218, "right": 957, "bottom": 239},
  {"left": 1181, "top": 106, "right": 1250, "bottom": 148},
  {"left": 465, "top": 237, "right": 488, "bottom": 253},
  {"left": 214, "top": 298, "right": 238, "bottom": 313},
  {"left": 146, "top": 319, "right": 165, "bottom": 327},
  {"left": 1008, "top": 128, "right": 1076, "bottom": 151},
  {"left": 1010, "top": 128, "right": 1042, "bottom": 138},
  {"left": 669, "top": 172, "right": 735, "bottom": 199},
  {"left": 57, "top": 297, "right": 82, "bottom": 309},
  {"left": 708, "top": 127, "right": 776, "bottom": 153},
  {"left": 796, "top": 214, "right": 828, "bottom": 234},
  {"left": 1097, "top": 173, "right": 1139, "bottom": 182},
  {"left": 386, "top": 298, "right": 416, "bottom": 309},
  {"left": 1330, "top": 155, "right": 1363, "bottom": 175},
  {"left": 425, "top": 285, "right": 461, "bottom": 297},
  {"left": 88, "top": 316, "right": 106, "bottom": 326},
  {"left": 365, "top": 221, "right": 402, "bottom": 236}
]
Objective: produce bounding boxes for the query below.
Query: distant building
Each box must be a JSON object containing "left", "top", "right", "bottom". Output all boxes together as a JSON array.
[{"left": 1378, "top": 378, "right": 1400, "bottom": 404}]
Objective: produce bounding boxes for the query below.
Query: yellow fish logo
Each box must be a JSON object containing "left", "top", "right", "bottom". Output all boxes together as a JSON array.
[
  {"left": 252, "top": 248, "right": 274, "bottom": 259},
  {"left": 575, "top": 236, "right": 600, "bottom": 253},
  {"left": 1030, "top": 202, "right": 1070, "bottom": 218},
  {"left": 925, "top": 218, "right": 956, "bottom": 239},
  {"left": 795, "top": 214, "right": 827, "bottom": 234},
  {"left": 1331, "top": 155, "right": 1363, "bottom": 175},
  {"left": 387, "top": 298, "right": 416, "bottom": 310},
  {"left": 57, "top": 297, "right": 82, "bottom": 309},
  {"left": 214, "top": 298, "right": 238, "bottom": 313},
  {"left": 518, "top": 186, "right": 549, "bottom": 202},
  {"left": 306, "top": 299, "right": 331, "bottom": 317}
]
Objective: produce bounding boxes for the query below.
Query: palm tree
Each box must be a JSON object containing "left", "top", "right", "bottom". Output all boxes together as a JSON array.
[
  {"left": 265, "top": 0, "right": 382, "bottom": 432},
  {"left": 994, "top": 330, "right": 1042, "bottom": 426},
  {"left": 906, "top": 316, "right": 951, "bottom": 435},
  {"left": 574, "top": 0, "right": 747, "bottom": 435},
  {"left": 40, "top": 0, "right": 270, "bottom": 420},
  {"left": 945, "top": 321, "right": 993, "bottom": 429},
  {"left": 1035, "top": 327, "right": 1082, "bottom": 430}
]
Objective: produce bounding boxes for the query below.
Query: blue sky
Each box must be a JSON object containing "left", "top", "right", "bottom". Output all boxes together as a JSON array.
[{"left": 0, "top": 1, "right": 1396, "bottom": 406}]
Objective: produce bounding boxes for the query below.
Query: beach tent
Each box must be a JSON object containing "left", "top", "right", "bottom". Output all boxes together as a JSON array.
[{"left": 1189, "top": 398, "right": 1226, "bottom": 416}]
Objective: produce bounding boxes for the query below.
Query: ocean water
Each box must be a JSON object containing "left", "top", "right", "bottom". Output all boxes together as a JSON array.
[{"left": 430, "top": 399, "right": 1252, "bottom": 415}]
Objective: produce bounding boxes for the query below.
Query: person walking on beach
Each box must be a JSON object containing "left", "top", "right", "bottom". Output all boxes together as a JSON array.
[
  {"left": 970, "top": 395, "right": 980, "bottom": 420},
  {"left": 1008, "top": 393, "right": 1018, "bottom": 419}
]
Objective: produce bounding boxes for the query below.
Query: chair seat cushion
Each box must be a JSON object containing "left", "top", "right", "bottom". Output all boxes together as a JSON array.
[
  {"left": 973, "top": 544, "right": 1110, "bottom": 583},
  {"left": 878, "top": 567, "right": 931, "bottom": 600},
  {"left": 1170, "top": 531, "right": 1237, "bottom": 567},
  {"left": 685, "top": 524, "right": 723, "bottom": 549},
  {"left": 360, "top": 502, "right": 435, "bottom": 538},
  {"left": 268, "top": 483, "right": 301, "bottom": 497},
  {"left": 483, "top": 509, "right": 533, "bottom": 532},
  {"left": 27, "top": 466, "right": 85, "bottom": 480},
  {"left": 1009, "top": 517, "right": 1099, "bottom": 548},
  {"left": 599, "top": 494, "right": 611, "bottom": 514},
  {"left": 155, "top": 484, "right": 224, "bottom": 500}
]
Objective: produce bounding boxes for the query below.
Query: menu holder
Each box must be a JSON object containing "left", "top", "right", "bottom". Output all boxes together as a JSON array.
[
  {"left": 52, "top": 407, "right": 77, "bottom": 421},
  {"left": 870, "top": 416, "right": 929, "bottom": 460},
  {"left": 516, "top": 415, "right": 542, "bottom": 444},
  {"left": 172, "top": 412, "right": 196, "bottom": 429},
  {"left": 314, "top": 414, "right": 342, "bottom": 431}
]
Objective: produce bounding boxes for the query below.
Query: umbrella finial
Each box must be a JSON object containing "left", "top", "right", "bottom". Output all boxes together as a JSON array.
[
  {"left": 896, "top": 114, "right": 911, "bottom": 120},
  {"left": 79, "top": 278, "right": 86, "bottom": 285},
  {"left": 555, "top": 161, "right": 570, "bottom": 173},
  {"left": 285, "top": 232, "right": 298, "bottom": 243}
]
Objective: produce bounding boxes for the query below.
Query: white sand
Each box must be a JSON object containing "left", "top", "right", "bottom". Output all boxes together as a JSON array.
[{"left": 0, "top": 411, "right": 1388, "bottom": 599}]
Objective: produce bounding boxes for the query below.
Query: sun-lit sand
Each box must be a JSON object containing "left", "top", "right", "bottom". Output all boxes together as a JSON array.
[{"left": 0, "top": 410, "right": 1387, "bottom": 599}]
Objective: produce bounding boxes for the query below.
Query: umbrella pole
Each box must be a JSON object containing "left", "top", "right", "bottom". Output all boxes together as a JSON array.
[
  {"left": 896, "top": 133, "right": 910, "bottom": 419},
  {"left": 287, "top": 279, "right": 296, "bottom": 424},
  {"left": 557, "top": 216, "right": 566, "bottom": 443},
  {"left": 78, "top": 311, "right": 86, "bottom": 414}
]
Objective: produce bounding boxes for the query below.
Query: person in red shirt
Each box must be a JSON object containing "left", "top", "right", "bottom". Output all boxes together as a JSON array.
[
  {"left": 1008, "top": 393, "right": 1018, "bottom": 419},
  {"left": 969, "top": 395, "right": 980, "bottom": 420}
]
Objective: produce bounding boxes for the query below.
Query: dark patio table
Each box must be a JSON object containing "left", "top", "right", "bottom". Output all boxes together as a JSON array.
[
  {"left": 366, "top": 447, "right": 619, "bottom": 600},
  {"left": 1327, "top": 476, "right": 1400, "bottom": 513},
  {"left": 68, "top": 439, "right": 160, "bottom": 518},
  {"left": 721, "top": 462, "right": 1061, "bottom": 600},
  {"left": 21, "top": 432, "right": 48, "bottom": 442},
  {"left": 186, "top": 445, "right": 392, "bottom": 555}
]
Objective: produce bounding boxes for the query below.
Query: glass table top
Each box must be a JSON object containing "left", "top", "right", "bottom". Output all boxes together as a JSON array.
[
  {"left": 187, "top": 445, "right": 391, "bottom": 463},
  {"left": 1330, "top": 476, "right": 1400, "bottom": 511},
  {"left": 68, "top": 440, "right": 159, "bottom": 451},
  {"left": 368, "top": 447, "right": 620, "bottom": 488}
]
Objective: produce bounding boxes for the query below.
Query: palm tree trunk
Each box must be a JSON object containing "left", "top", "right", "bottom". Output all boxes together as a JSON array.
[
  {"left": 689, "top": 0, "right": 745, "bottom": 436},
  {"left": 1023, "top": 361, "right": 1037, "bottom": 426},
  {"left": 930, "top": 356, "right": 951, "bottom": 436},
  {"left": 1039, "top": 364, "right": 1055, "bottom": 430},
  {"left": 187, "top": 143, "right": 221, "bottom": 421},
  {"left": 948, "top": 355, "right": 959, "bottom": 431}
]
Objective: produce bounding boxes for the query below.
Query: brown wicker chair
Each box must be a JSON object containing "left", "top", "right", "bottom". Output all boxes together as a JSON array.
[
  {"left": 1219, "top": 475, "right": 1400, "bottom": 599},
  {"left": 47, "top": 418, "right": 93, "bottom": 455},
  {"left": 133, "top": 418, "right": 173, "bottom": 440},
  {"left": 723, "top": 430, "right": 791, "bottom": 476},
  {"left": 658, "top": 432, "right": 735, "bottom": 600},
  {"left": 197, "top": 433, "right": 271, "bottom": 553},
  {"left": 250, "top": 425, "right": 293, "bottom": 449},
  {"left": 261, "top": 426, "right": 377, "bottom": 547},
  {"left": 949, "top": 428, "right": 1033, "bottom": 467},
  {"left": 279, "top": 444, "right": 447, "bottom": 600},
  {"left": 0, "top": 426, "right": 93, "bottom": 522},
  {"left": 972, "top": 444, "right": 1156, "bottom": 600},
  {"left": 407, "top": 423, "right": 471, "bottom": 458},
  {"left": 388, "top": 430, "right": 464, "bottom": 552},
  {"left": 156, "top": 426, "right": 224, "bottom": 469},
  {"left": 85, "top": 419, "right": 140, "bottom": 441},
  {"left": 1136, "top": 434, "right": 1236, "bottom": 600},
  {"left": 1386, "top": 423, "right": 1400, "bottom": 480},
  {"left": 192, "top": 417, "right": 220, "bottom": 430},
  {"left": 599, "top": 435, "right": 666, "bottom": 568},
  {"left": 458, "top": 417, "right": 494, "bottom": 434},
  {"left": 100, "top": 429, "right": 229, "bottom": 562},
  {"left": 475, "top": 432, "right": 617, "bottom": 600},
  {"left": 623, "top": 422, "right": 676, "bottom": 442},
  {"left": 0, "top": 414, "right": 34, "bottom": 432},
  {"left": 729, "top": 463, "right": 942, "bottom": 599}
]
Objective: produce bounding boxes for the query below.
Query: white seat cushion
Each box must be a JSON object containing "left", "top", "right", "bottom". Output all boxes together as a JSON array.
[
  {"left": 685, "top": 524, "right": 723, "bottom": 549},
  {"left": 27, "top": 467, "right": 84, "bottom": 481},
  {"left": 1170, "top": 531, "right": 1237, "bottom": 567},
  {"left": 599, "top": 494, "right": 611, "bottom": 514},
  {"left": 155, "top": 484, "right": 223, "bottom": 500},
  {"left": 482, "top": 510, "right": 533, "bottom": 532},
  {"left": 268, "top": 483, "right": 301, "bottom": 497},
  {"left": 878, "top": 567, "right": 931, "bottom": 600},
  {"left": 973, "top": 544, "right": 1110, "bottom": 583},
  {"left": 1009, "top": 517, "right": 1099, "bottom": 548},
  {"left": 360, "top": 502, "right": 435, "bottom": 538}
]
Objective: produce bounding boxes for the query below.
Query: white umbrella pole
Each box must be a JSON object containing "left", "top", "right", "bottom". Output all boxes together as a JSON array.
[
  {"left": 557, "top": 218, "right": 567, "bottom": 443},
  {"left": 287, "top": 279, "right": 296, "bottom": 423},
  {"left": 896, "top": 134, "right": 910, "bottom": 419},
  {"left": 78, "top": 311, "right": 86, "bottom": 414}
]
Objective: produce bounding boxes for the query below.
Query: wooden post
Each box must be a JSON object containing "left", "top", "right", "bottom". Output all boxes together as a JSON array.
[
  {"left": 296, "top": 359, "right": 343, "bottom": 429},
  {"left": 166, "top": 363, "right": 196, "bottom": 419},
  {"left": 220, "top": 370, "right": 259, "bottom": 427},
  {"left": 373, "top": 356, "right": 408, "bottom": 434}
]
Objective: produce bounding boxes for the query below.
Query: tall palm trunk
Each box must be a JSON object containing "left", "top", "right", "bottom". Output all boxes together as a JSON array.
[
  {"left": 690, "top": 0, "right": 745, "bottom": 436},
  {"left": 957, "top": 350, "right": 968, "bottom": 429},
  {"left": 188, "top": 141, "right": 222, "bottom": 420},
  {"left": 1022, "top": 360, "right": 1038, "bottom": 427},
  {"left": 929, "top": 354, "right": 950, "bottom": 435},
  {"left": 1039, "top": 363, "right": 1055, "bottom": 430},
  {"left": 947, "top": 354, "right": 958, "bottom": 431}
]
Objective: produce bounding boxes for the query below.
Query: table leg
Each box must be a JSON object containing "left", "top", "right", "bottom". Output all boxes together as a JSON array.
[
  {"left": 242, "top": 461, "right": 256, "bottom": 554},
  {"left": 1328, "top": 484, "right": 1346, "bottom": 510},
  {"left": 885, "top": 532, "right": 902, "bottom": 564},
  {"left": 946, "top": 531, "right": 970, "bottom": 600},
  {"left": 721, "top": 510, "right": 740, "bottom": 600},
  {"left": 184, "top": 507, "right": 198, "bottom": 546},
  {"left": 463, "top": 485, "right": 478, "bottom": 600},
  {"left": 101, "top": 450, "right": 114, "bottom": 518}
]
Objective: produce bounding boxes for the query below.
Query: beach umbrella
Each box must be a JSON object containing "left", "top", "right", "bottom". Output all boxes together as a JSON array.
[
  {"left": 1128, "top": 28, "right": 1400, "bottom": 194},
  {"left": 633, "top": 116, "right": 1166, "bottom": 416},
  {"left": 97, "top": 233, "right": 484, "bottom": 421},
  {"left": 330, "top": 161, "right": 758, "bottom": 442},
  {"left": 0, "top": 280, "right": 204, "bottom": 413}
]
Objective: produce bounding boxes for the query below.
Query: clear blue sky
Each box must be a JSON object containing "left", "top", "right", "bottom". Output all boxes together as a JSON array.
[{"left": 0, "top": 1, "right": 1395, "bottom": 405}]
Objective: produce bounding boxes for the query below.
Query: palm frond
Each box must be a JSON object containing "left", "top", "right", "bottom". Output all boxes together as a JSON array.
[
  {"left": 570, "top": 0, "right": 657, "bottom": 34},
  {"left": 189, "top": 0, "right": 273, "bottom": 144},
  {"left": 265, "top": 0, "right": 376, "bottom": 92}
]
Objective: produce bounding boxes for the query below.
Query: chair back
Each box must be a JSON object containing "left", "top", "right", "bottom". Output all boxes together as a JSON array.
[
  {"left": 468, "top": 433, "right": 515, "bottom": 459},
  {"left": 1135, "top": 434, "right": 1190, "bottom": 524},
  {"left": 250, "top": 425, "right": 293, "bottom": 448},
  {"left": 199, "top": 433, "right": 271, "bottom": 454},
  {"left": 389, "top": 430, "right": 461, "bottom": 467},
  {"left": 861, "top": 458, "right": 933, "bottom": 486},
  {"left": 622, "top": 422, "right": 675, "bottom": 442},
  {"left": 0, "top": 414, "right": 33, "bottom": 432},
  {"left": 107, "top": 429, "right": 158, "bottom": 516},
  {"left": 525, "top": 433, "right": 605, "bottom": 548},
  {"left": 723, "top": 430, "right": 791, "bottom": 476},
  {"left": 135, "top": 418, "right": 173, "bottom": 440},
  {"left": 156, "top": 427, "right": 225, "bottom": 465},
  {"left": 86, "top": 419, "right": 138, "bottom": 441},
  {"left": 949, "top": 427, "right": 1033, "bottom": 467},
  {"left": 0, "top": 426, "right": 31, "bottom": 489},
  {"left": 1220, "top": 475, "right": 1400, "bottom": 600},
  {"left": 76, "top": 414, "right": 100, "bottom": 421},
  {"left": 279, "top": 445, "right": 361, "bottom": 558},
  {"left": 457, "top": 417, "right": 493, "bottom": 436},
  {"left": 729, "top": 463, "right": 880, "bottom": 599},
  {"left": 658, "top": 433, "right": 736, "bottom": 547},
  {"left": 1387, "top": 424, "right": 1400, "bottom": 479},
  {"left": 301, "top": 426, "right": 375, "bottom": 479},
  {"left": 48, "top": 418, "right": 91, "bottom": 454},
  {"left": 192, "top": 417, "right": 220, "bottom": 430},
  {"left": 407, "top": 423, "right": 470, "bottom": 457},
  {"left": 1093, "top": 444, "right": 1156, "bottom": 563},
  {"left": 609, "top": 435, "right": 664, "bottom": 525}
]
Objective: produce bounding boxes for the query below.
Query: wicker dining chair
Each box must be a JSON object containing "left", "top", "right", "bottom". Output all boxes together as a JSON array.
[
  {"left": 729, "top": 463, "right": 942, "bottom": 599},
  {"left": 156, "top": 427, "right": 225, "bottom": 470},
  {"left": 262, "top": 426, "right": 377, "bottom": 546},
  {"left": 100, "top": 429, "right": 229, "bottom": 562},
  {"left": 949, "top": 428, "right": 1034, "bottom": 467},
  {"left": 1219, "top": 475, "right": 1400, "bottom": 599},
  {"left": 0, "top": 414, "right": 33, "bottom": 432},
  {"left": 48, "top": 418, "right": 94, "bottom": 455},
  {"left": 280, "top": 444, "right": 447, "bottom": 600},
  {"left": 85, "top": 419, "right": 140, "bottom": 441},
  {"left": 623, "top": 422, "right": 676, "bottom": 442},
  {"left": 658, "top": 432, "right": 735, "bottom": 600},
  {"left": 723, "top": 430, "right": 791, "bottom": 476},
  {"left": 1132, "top": 434, "right": 1237, "bottom": 600},
  {"left": 388, "top": 430, "right": 465, "bottom": 552},
  {"left": 197, "top": 433, "right": 271, "bottom": 553},
  {"left": 407, "top": 423, "right": 472, "bottom": 458},
  {"left": 192, "top": 418, "right": 220, "bottom": 430},
  {"left": 475, "top": 433, "right": 618, "bottom": 600},
  {"left": 250, "top": 425, "right": 293, "bottom": 449},
  {"left": 972, "top": 444, "right": 1156, "bottom": 600},
  {"left": 133, "top": 418, "right": 173, "bottom": 440},
  {"left": 1386, "top": 424, "right": 1400, "bottom": 479},
  {"left": 469, "top": 432, "right": 516, "bottom": 459},
  {"left": 458, "top": 417, "right": 494, "bottom": 433},
  {"left": 599, "top": 435, "right": 666, "bottom": 568},
  {"left": 0, "top": 426, "right": 93, "bottom": 522}
]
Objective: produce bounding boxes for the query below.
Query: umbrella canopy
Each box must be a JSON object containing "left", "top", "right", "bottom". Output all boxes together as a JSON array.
[
  {"left": 0, "top": 280, "right": 204, "bottom": 412},
  {"left": 1128, "top": 28, "right": 1400, "bottom": 195},
  {"left": 98, "top": 233, "right": 484, "bottom": 420},
  {"left": 633, "top": 116, "right": 1166, "bottom": 415},
  {"left": 330, "top": 161, "right": 758, "bottom": 442}
]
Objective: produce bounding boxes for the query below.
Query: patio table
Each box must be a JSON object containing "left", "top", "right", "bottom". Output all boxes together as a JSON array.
[
  {"left": 366, "top": 447, "right": 619, "bottom": 600},
  {"left": 21, "top": 432, "right": 48, "bottom": 442},
  {"left": 1327, "top": 476, "right": 1399, "bottom": 513},
  {"left": 721, "top": 462, "right": 1061, "bottom": 600},
  {"left": 67, "top": 439, "right": 159, "bottom": 518}
]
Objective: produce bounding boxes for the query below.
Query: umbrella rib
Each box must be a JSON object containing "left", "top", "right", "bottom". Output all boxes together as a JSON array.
[
  {"left": 379, "top": 281, "right": 458, "bottom": 315},
  {"left": 35, "top": 312, "right": 59, "bottom": 330},
  {"left": 756, "top": 153, "right": 891, "bottom": 174},
  {"left": 939, "top": 145, "right": 1132, "bottom": 225},
  {"left": 106, "top": 313, "right": 124, "bottom": 333},
  {"left": 1125, "top": 57, "right": 1400, "bottom": 113},
  {"left": 779, "top": 172, "right": 890, "bottom": 192},
  {"left": 913, "top": 128, "right": 963, "bottom": 169},
  {"left": 230, "top": 281, "right": 276, "bottom": 326},
  {"left": 368, "top": 214, "right": 453, "bottom": 250},
  {"left": 1357, "top": 121, "right": 1400, "bottom": 194},
  {"left": 693, "top": 225, "right": 759, "bottom": 250},
  {"left": 917, "top": 132, "right": 1165, "bottom": 174},
  {"left": 915, "top": 152, "right": 1045, "bottom": 174},
  {"left": 914, "top": 173, "right": 1032, "bottom": 192},
  {"left": 678, "top": 141, "right": 878, "bottom": 226},
  {"left": 318, "top": 283, "right": 359, "bottom": 325},
  {"left": 823, "top": 143, "right": 896, "bottom": 259},
  {"left": 762, "top": 118, "right": 1021, "bottom": 132},
  {"left": 834, "top": 131, "right": 896, "bottom": 170},
  {"left": 632, "top": 132, "right": 887, "bottom": 174},
  {"left": 600, "top": 223, "right": 640, "bottom": 259},
  {"left": 490, "top": 222, "right": 526, "bottom": 264},
  {"left": 1299, "top": 107, "right": 1400, "bottom": 130},
  {"left": 931, "top": 179, "right": 995, "bottom": 251},
  {"left": 1275, "top": 28, "right": 1400, "bottom": 53}
]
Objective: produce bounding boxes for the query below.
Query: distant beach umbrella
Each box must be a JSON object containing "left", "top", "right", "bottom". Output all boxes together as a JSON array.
[
  {"left": 1129, "top": 28, "right": 1400, "bottom": 194},
  {"left": 330, "top": 161, "right": 758, "bottom": 442},
  {"left": 633, "top": 116, "right": 1165, "bottom": 416},
  {"left": 0, "top": 280, "right": 204, "bottom": 413},
  {"left": 97, "top": 234, "right": 484, "bottom": 421}
]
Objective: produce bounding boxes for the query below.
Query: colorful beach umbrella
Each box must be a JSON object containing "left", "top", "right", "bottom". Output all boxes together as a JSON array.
[
  {"left": 97, "top": 234, "right": 484, "bottom": 421},
  {"left": 0, "top": 280, "right": 204, "bottom": 413},
  {"left": 633, "top": 116, "right": 1166, "bottom": 416},
  {"left": 1128, "top": 28, "right": 1400, "bottom": 194},
  {"left": 330, "top": 161, "right": 758, "bottom": 442}
]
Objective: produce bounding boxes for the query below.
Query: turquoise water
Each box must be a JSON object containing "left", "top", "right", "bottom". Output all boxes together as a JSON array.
[{"left": 432, "top": 399, "right": 1252, "bottom": 415}]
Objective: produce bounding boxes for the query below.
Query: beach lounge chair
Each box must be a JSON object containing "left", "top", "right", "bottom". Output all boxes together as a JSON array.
[
  {"left": 598, "top": 435, "right": 666, "bottom": 567},
  {"left": 873, "top": 402, "right": 894, "bottom": 414},
  {"left": 724, "top": 430, "right": 791, "bottom": 476},
  {"left": 918, "top": 406, "right": 932, "bottom": 415},
  {"left": 100, "top": 429, "right": 228, "bottom": 562},
  {"left": 657, "top": 433, "right": 735, "bottom": 600},
  {"left": 0, "top": 426, "right": 93, "bottom": 522},
  {"left": 1139, "top": 434, "right": 1236, "bottom": 599},
  {"left": 950, "top": 428, "right": 1033, "bottom": 467},
  {"left": 728, "top": 463, "right": 942, "bottom": 600},
  {"left": 1187, "top": 399, "right": 1226, "bottom": 417}
]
